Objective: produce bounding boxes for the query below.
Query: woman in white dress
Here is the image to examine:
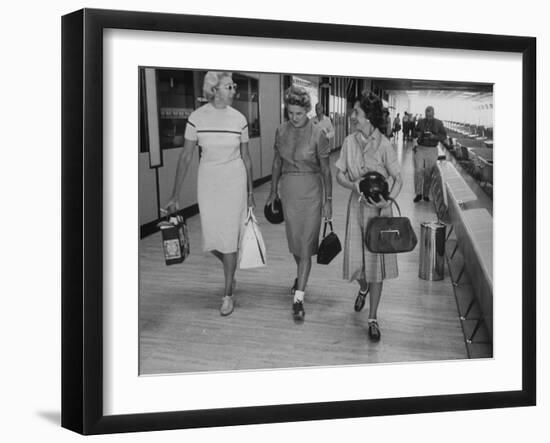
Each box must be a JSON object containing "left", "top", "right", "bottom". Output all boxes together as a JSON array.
[{"left": 165, "top": 72, "right": 255, "bottom": 316}]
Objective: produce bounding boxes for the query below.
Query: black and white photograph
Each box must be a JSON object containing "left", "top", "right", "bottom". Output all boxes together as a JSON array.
[
  {"left": 138, "top": 68, "right": 494, "bottom": 375},
  {"left": 55, "top": 4, "right": 538, "bottom": 438},
  {"left": 3, "top": 0, "right": 546, "bottom": 441}
]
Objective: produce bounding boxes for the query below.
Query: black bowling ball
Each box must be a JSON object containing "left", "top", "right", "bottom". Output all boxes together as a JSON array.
[
  {"left": 264, "top": 198, "right": 284, "bottom": 224},
  {"left": 359, "top": 171, "right": 389, "bottom": 203}
]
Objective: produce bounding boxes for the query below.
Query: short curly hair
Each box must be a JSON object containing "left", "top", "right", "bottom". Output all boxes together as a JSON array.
[
  {"left": 283, "top": 85, "right": 312, "bottom": 112},
  {"left": 355, "top": 91, "right": 385, "bottom": 131},
  {"left": 203, "top": 71, "right": 233, "bottom": 101}
]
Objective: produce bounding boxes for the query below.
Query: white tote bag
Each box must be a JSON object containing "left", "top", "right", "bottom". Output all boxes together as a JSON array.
[{"left": 238, "top": 208, "right": 267, "bottom": 269}]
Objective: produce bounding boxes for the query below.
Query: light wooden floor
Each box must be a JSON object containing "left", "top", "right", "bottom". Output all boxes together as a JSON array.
[{"left": 139, "top": 137, "right": 471, "bottom": 375}]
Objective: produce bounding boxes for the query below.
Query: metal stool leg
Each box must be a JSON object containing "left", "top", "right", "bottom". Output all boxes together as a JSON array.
[
  {"left": 460, "top": 297, "right": 476, "bottom": 320},
  {"left": 446, "top": 224, "right": 454, "bottom": 241},
  {"left": 467, "top": 317, "right": 485, "bottom": 344},
  {"left": 450, "top": 243, "right": 459, "bottom": 260},
  {"left": 453, "top": 264, "right": 465, "bottom": 286}
]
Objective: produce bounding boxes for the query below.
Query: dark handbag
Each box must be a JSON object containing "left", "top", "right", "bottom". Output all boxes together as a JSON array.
[
  {"left": 363, "top": 199, "right": 417, "bottom": 254},
  {"left": 317, "top": 220, "right": 342, "bottom": 264}
]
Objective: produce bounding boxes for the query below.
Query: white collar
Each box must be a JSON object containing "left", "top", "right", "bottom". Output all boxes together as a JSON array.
[{"left": 357, "top": 129, "right": 377, "bottom": 143}]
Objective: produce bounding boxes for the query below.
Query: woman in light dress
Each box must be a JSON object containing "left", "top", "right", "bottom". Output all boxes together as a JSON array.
[
  {"left": 335, "top": 92, "right": 403, "bottom": 341},
  {"left": 266, "top": 86, "right": 332, "bottom": 322},
  {"left": 166, "top": 72, "right": 254, "bottom": 316}
]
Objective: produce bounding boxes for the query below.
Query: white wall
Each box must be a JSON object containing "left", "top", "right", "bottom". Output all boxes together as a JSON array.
[
  {"left": 1, "top": 1, "right": 546, "bottom": 443},
  {"left": 259, "top": 73, "right": 281, "bottom": 177},
  {"left": 393, "top": 94, "right": 411, "bottom": 120}
]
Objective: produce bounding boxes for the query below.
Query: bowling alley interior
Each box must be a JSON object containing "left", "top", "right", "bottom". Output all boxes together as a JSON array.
[{"left": 138, "top": 68, "right": 493, "bottom": 375}]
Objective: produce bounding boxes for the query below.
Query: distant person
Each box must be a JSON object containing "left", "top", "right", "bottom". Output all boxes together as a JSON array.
[
  {"left": 412, "top": 105, "right": 447, "bottom": 203},
  {"left": 311, "top": 103, "right": 335, "bottom": 151},
  {"left": 266, "top": 86, "right": 332, "bottom": 322},
  {"left": 164, "top": 71, "right": 255, "bottom": 316},
  {"left": 382, "top": 108, "right": 392, "bottom": 138},
  {"left": 403, "top": 112, "right": 412, "bottom": 141},
  {"left": 393, "top": 112, "right": 401, "bottom": 140},
  {"left": 335, "top": 92, "right": 403, "bottom": 341}
]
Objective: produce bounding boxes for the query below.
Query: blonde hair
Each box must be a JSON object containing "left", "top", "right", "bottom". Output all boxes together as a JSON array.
[
  {"left": 203, "top": 71, "right": 233, "bottom": 101},
  {"left": 284, "top": 85, "right": 312, "bottom": 112}
]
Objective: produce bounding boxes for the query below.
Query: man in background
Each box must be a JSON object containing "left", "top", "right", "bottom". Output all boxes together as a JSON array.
[
  {"left": 311, "top": 103, "right": 335, "bottom": 151},
  {"left": 393, "top": 112, "right": 401, "bottom": 142},
  {"left": 412, "top": 106, "right": 447, "bottom": 203},
  {"left": 402, "top": 112, "right": 410, "bottom": 141}
]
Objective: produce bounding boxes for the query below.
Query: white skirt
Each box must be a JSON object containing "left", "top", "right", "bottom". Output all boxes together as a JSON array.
[{"left": 197, "top": 158, "right": 247, "bottom": 253}]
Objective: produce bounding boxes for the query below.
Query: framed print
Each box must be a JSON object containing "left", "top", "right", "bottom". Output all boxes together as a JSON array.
[{"left": 61, "top": 8, "right": 536, "bottom": 435}]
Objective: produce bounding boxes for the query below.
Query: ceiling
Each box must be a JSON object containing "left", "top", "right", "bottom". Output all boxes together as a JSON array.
[
  {"left": 395, "top": 90, "right": 493, "bottom": 102},
  {"left": 372, "top": 78, "right": 493, "bottom": 102}
]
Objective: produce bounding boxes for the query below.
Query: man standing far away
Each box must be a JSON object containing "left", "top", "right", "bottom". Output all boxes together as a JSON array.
[
  {"left": 402, "top": 112, "right": 409, "bottom": 141},
  {"left": 393, "top": 112, "right": 401, "bottom": 141},
  {"left": 311, "top": 103, "right": 335, "bottom": 151},
  {"left": 412, "top": 105, "right": 447, "bottom": 203}
]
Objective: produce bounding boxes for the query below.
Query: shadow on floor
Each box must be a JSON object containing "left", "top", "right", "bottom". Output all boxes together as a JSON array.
[{"left": 36, "top": 410, "right": 60, "bottom": 426}]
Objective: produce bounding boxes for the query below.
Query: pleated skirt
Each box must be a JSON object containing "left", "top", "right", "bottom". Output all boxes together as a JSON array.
[{"left": 342, "top": 191, "right": 399, "bottom": 282}]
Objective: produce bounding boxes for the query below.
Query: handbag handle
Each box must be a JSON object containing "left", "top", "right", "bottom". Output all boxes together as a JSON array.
[
  {"left": 358, "top": 195, "right": 402, "bottom": 217},
  {"left": 322, "top": 219, "right": 334, "bottom": 238},
  {"left": 388, "top": 198, "right": 402, "bottom": 216},
  {"left": 246, "top": 207, "right": 258, "bottom": 225}
]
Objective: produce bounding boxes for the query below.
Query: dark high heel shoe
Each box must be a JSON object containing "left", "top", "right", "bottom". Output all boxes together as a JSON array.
[
  {"left": 367, "top": 320, "right": 381, "bottom": 341},
  {"left": 354, "top": 287, "right": 369, "bottom": 312},
  {"left": 292, "top": 300, "right": 305, "bottom": 322}
]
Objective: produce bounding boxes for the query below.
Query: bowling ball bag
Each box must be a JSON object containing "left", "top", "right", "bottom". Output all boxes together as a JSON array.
[
  {"left": 363, "top": 199, "right": 418, "bottom": 254},
  {"left": 264, "top": 198, "right": 284, "bottom": 224},
  {"left": 359, "top": 171, "right": 390, "bottom": 203}
]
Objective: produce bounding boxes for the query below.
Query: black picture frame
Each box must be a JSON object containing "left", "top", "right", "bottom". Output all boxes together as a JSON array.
[{"left": 61, "top": 8, "right": 536, "bottom": 435}]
